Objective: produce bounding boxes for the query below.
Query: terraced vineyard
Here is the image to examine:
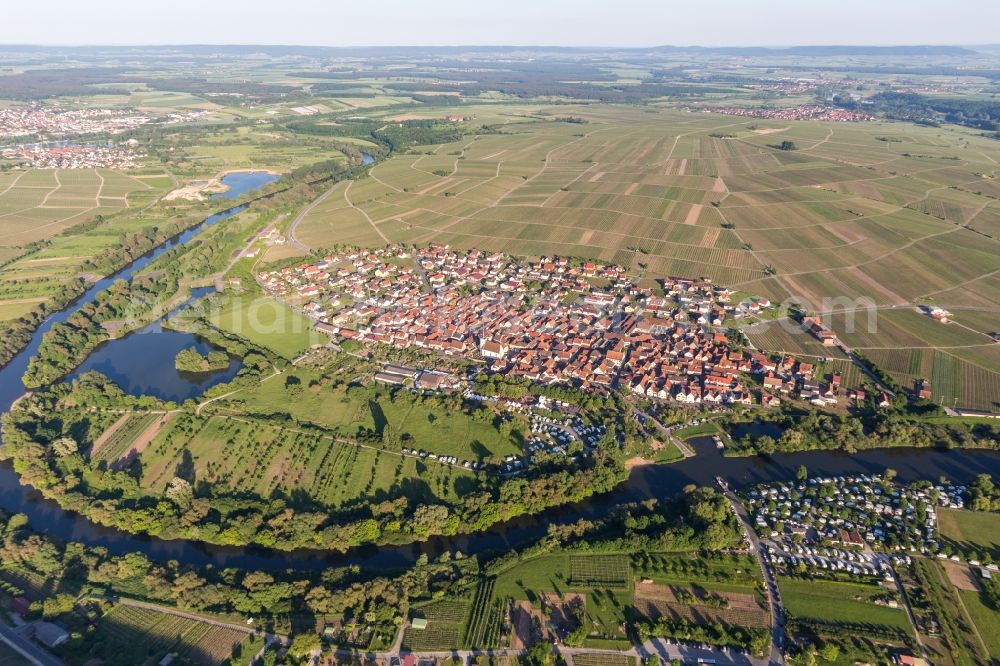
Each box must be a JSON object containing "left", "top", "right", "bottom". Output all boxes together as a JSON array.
[
  {"left": 415, "top": 598, "right": 471, "bottom": 623},
  {"left": 0, "top": 565, "right": 56, "bottom": 599},
  {"left": 572, "top": 654, "right": 637, "bottom": 666},
  {"left": 0, "top": 169, "right": 158, "bottom": 247},
  {"left": 101, "top": 605, "right": 199, "bottom": 652},
  {"left": 465, "top": 577, "right": 502, "bottom": 648}
]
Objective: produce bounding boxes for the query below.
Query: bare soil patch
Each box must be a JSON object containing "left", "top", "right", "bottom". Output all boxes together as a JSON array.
[
  {"left": 542, "top": 592, "right": 585, "bottom": 639},
  {"left": 510, "top": 601, "right": 542, "bottom": 649},
  {"left": 942, "top": 560, "right": 982, "bottom": 592},
  {"left": 624, "top": 456, "right": 652, "bottom": 470},
  {"left": 684, "top": 203, "right": 704, "bottom": 226},
  {"left": 418, "top": 177, "right": 456, "bottom": 196},
  {"left": 634, "top": 581, "right": 769, "bottom": 628}
]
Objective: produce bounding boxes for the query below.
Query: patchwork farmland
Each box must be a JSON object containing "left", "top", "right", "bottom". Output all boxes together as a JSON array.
[
  {"left": 0, "top": 168, "right": 158, "bottom": 247},
  {"left": 0, "top": 167, "right": 171, "bottom": 328},
  {"left": 291, "top": 105, "right": 1000, "bottom": 411}
]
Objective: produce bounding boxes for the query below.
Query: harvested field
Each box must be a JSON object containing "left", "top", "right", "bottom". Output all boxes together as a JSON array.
[
  {"left": 634, "top": 581, "right": 769, "bottom": 629},
  {"left": 941, "top": 561, "right": 981, "bottom": 592}
]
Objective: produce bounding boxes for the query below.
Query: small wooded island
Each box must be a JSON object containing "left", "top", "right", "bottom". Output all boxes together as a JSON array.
[{"left": 174, "top": 346, "right": 229, "bottom": 373}]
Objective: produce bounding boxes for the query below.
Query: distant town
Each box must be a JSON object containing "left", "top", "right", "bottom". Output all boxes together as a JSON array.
[
  {"left": 0, "top": 106, "right": 209, "bottom": 139},
  {"left": 0, "top": 142, "right": 144, "bottom": 168},
  {"left": 701, "top": 105, "right": 874, "bottom": 122}
]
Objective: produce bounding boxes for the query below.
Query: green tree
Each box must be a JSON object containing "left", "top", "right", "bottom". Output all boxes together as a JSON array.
[{"left": 525, "top": 641, "right": 557, "bottom": 666}]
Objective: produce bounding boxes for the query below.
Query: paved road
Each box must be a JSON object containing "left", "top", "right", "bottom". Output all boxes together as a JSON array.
[
  {"left": 287, "top": 182, "right": 340, "bottom": 251},
  {"left": 719, "top": 478, "right": 786, "bottom": 666},
  {"left": 338, "top": 641, "right": 761, "bottom": 666},
  {"left": 0, "top": 622, "right": 63, "bottom": 666},
  {"left": 875, "top": 554, "right": 929, "bottom": 660}
]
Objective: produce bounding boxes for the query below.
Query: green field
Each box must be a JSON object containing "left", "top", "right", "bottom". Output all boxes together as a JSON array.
[
  {"left": 493, "top": 553, "right": 634, "bottom": 644},
  {"left": 216, "top": 371, "right": 524, "bottom": 460},
  {"left": 937, "top": 509, "right": 1000, "bottom": 560},
  {"left": 136, "top": 413, "right": 477, "bottom": 508},
  {"left": 778, "top": 577, "right": 912, "bottom": 634},
  {"left": 912, "top": 558, "right": 987, "bottom": 666},
  {"left": 631, "top": 552, "right": 762, "bottom": 589},
  {"left": 203, "top": 293, "right": 327, "bottom": 359},
  {"left": 960, "top": 589, "right": 1000, "bottom": 662},
  {"left": 674, "top": 421, "right": 724, "bottom": 440}
]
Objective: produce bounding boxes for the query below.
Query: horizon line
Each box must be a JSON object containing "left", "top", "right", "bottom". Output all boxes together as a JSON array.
[{"left": 0, "top": 42, "right": 994, "bottom": 50}]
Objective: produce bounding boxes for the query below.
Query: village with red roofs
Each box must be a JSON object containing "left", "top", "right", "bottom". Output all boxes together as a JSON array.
[{"left": 257, "top": 243, "right": 876, "bottom": 410}]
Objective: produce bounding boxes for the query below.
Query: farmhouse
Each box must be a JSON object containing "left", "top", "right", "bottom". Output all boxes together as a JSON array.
[{"left": 802, "top": 317, "right": 838, "bottom": 345}]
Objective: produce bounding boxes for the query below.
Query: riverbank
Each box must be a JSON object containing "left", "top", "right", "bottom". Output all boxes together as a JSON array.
[{"left": 0, "top": 440, "right": 996, "bottom": 573}]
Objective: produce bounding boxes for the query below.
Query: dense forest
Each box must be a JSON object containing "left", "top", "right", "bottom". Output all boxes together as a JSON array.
[
  {"left": 725, "top": 405, "right": 1000, "bottom": 457},
  {"left": 835, "top": 91, "right": 1000, "bottom": 131}
]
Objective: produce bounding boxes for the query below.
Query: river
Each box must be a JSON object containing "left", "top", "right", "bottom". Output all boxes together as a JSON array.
[{"left": 0, "top": 170, "right": 997, "bottom": 573}]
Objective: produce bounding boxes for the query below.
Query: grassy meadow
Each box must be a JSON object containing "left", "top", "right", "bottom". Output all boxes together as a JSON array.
[
  {"left": 937, "top": 508, "right": 1000, "bottom": 560},
  {"left": 215, "top": 371, "right": 524, "bottom": 460},
  {"left": 778, "top": 576, "right": 912, "bottom": 635}
]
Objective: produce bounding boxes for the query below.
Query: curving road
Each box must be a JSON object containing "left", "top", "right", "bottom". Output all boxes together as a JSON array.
[{"left": 718, "top": 478, "right": 786, "bottom": 666}]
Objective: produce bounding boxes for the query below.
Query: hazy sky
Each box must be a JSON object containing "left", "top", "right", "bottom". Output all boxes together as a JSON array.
[{"left": 2, "top": 0, "right": 997, "bottom": 47}]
